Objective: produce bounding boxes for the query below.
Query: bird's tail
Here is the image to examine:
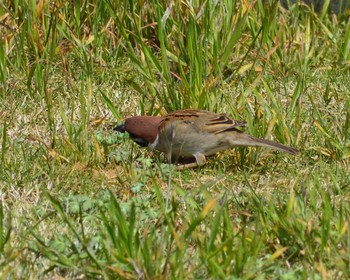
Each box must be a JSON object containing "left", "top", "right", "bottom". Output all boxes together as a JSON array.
[{"left": 230, "top": 133, "right": 299, "bottom": 155}]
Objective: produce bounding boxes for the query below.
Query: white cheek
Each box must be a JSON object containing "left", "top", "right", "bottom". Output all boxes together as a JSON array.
[{"left": 148, "top": 134, "right": 159, "bottom": 150}]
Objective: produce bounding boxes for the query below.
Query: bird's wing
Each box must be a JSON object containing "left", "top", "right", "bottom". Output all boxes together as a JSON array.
[{"left": 160, "top": 109, "right": 246, "bottom": 134}]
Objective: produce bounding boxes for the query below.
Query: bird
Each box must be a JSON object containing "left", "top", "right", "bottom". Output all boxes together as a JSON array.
[{"left": 114, "top": 109, "right": 299, "bottom": 168}]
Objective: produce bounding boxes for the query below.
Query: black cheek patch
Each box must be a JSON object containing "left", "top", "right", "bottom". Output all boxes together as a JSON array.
[
  {"left": 134, "top": 138, "right": 149, "bottom": 147},
  {"left": 129, "top": 133, "right": 149, "bottom": 147}
]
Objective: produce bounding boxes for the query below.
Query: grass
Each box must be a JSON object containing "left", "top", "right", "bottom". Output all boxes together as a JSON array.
[{"left": 0, "top": 0, "right": 350, "bottom": 278}]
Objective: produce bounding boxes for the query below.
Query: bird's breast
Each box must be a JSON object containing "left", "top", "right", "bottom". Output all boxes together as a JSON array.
[{"left": 155, "top": 123, "right": 232, "bottom": 157}]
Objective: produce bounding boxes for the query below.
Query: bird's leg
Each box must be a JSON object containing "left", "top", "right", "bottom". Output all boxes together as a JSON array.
[
  {"left": 194, "top": 152, "right": 206, "bottom": 166},
  {"left": 176, "top": 153, "right": 206, "bottom": 170}
]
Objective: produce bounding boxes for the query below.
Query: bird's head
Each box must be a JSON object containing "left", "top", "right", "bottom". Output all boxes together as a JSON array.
[{"left": 114, "top": 116, "right": 162, "bottom": 147}]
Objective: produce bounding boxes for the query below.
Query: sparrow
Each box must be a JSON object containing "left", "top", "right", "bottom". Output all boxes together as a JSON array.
[{"left": 114, "top": 109, "right": 299, "bottom": 168}]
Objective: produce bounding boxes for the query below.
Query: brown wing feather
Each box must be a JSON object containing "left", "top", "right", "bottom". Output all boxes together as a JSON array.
[
  {"left": 160, "top": 109, "right": 246, "bottom": 134},
  {"left": 205, "top": 114, "right": 246, "bottom": 134}
]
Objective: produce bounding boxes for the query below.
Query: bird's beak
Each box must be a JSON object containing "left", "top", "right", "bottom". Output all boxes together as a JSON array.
[{"left": 114, "top": 122, "right": 126, "bottom": 133}]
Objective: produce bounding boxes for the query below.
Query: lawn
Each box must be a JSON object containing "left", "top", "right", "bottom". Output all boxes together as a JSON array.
[{"left": 0, "top": 0, "right": 349, "bottom": 279}]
